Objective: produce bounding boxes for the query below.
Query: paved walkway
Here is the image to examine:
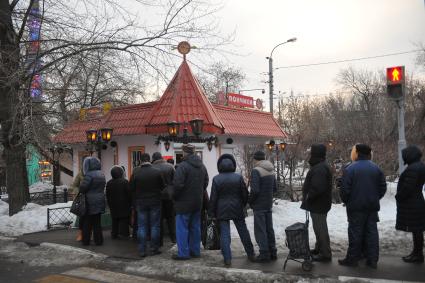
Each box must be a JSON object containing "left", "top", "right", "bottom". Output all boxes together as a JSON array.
[{"left": 17, "top": 229, "right": 425, "bottom": 282}]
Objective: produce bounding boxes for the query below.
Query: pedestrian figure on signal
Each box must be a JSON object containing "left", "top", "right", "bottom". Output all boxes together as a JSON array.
[
  {"left": 130, "top": 153, "right": 165, "bottom": 258},
  {"left": 79, "top": 157, "right": 106, "bottom": 246},
  {"left": 339, "top": 144, "right": 387, "bottom": 269},
  {"left": 248, "top": 150, "right": 277, "bottom": 262},
  {"left": 106, "top": 166, "right": 132, "bottom": 239},
  {"left": 172, "top": 144, "right": 209, "bottom": 260},
  {"left": 152, "top": 152, "right": 176, "bottom": 245},
  {"left": 395, "top": 145, "right": 425, "bottom": 263},
  {"left": 301, "top": 144, "right": 333, "bottom": 262},
  {"left": 208, "top": 154, "right": 255, "bottom": 267}
]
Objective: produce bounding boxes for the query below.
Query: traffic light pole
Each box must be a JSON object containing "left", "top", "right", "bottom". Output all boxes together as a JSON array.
[{"left": 397, "top": 98, "right": 407, "bottom": 175}]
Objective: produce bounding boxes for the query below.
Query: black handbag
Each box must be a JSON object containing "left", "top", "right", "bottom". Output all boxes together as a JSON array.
[
  {"left": 70, "top": 193, "right": 87, "bottom": 216},
  {"left": 205, "top": 218, "right": 220, "bottom": 250}
]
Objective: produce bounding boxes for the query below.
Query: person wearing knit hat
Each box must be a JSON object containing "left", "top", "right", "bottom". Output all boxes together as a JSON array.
[
  {"left": 301, "top": 144, "right": 333, "bottom": 262},
  {"left": 248, "top": 150, "right": 277, "bottom": 262},
  {"left": 172, "top": 143, "right": 209, "bottom": 260},
  {"left": 339, "top": 144, "right": 387, "bottom": 269}
]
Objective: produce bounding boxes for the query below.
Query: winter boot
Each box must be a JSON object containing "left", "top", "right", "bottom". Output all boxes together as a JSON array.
[{"left": 403, "top": 253, "right": 424, "bottom": 263}]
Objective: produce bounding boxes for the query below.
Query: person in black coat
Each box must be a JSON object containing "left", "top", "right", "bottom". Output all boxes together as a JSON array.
[
  {"left": 79, "top": 157, "right": 106, "bottom": 246},
  {"left": 106, "top": 166, "right": 132, "bottom": 239},
  {"left": 152, "top": 152, "right": 176, "bottom": 244},
  {"left": 339, "top": 144, "right": 387, "bottom": 268},
  {"left": 208, "top": 154, "right": 255, "bottom": 267},
  {"left": 248, "top": 150, "right": 277, "bottom": 262},
  {"left": 396, "top": 145, "right": 425, "bottom": 263},
  {"left": 172, "top": 144, "right": 209, "bottom": 260},
  {"left": 301, "top": 144, "right": 333, "bottom": 262},
  {"left": 130, "top": 153, "right": 165, "bottom": 257}
]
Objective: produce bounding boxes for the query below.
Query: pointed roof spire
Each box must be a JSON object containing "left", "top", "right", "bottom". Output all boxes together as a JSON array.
[{"left": 145, "top": 49, "right": 224, "bottom": 135}]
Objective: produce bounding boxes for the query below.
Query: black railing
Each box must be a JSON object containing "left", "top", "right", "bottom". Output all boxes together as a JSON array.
[
  {"left": 29, "top": 189, "right": 70, "bottom": 205},
  {"left": 47, "top": 206, "right": 74, "bottom": 229}
]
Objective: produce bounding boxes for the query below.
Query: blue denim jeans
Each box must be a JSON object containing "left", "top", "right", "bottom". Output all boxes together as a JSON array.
[
  {"left": 176, "top": 211, "right": 201, "bottom": 258},
  {"left": 253, "top": 210, "right": 276, "bottom": 259},
  {"left": 220, "top": 219, "right": 254, "bottom": 261},
  {"left": 137, "top": 205, "right": 161, "bottom": 254}
]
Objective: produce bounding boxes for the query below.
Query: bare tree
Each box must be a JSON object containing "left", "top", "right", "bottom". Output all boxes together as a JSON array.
[
  {"left": 197, "top": 61, "right": 246, "bottom": 102},
  {"left": 0, "top": 0, "right": 232, "bottom": 215}
]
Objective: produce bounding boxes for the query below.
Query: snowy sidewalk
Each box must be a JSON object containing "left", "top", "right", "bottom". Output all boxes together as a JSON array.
[{"left": 15, "top": 229, "right": 425, "bottom": 282}]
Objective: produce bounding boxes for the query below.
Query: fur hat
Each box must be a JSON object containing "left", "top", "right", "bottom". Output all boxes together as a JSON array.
[
  {"left": 182, "top": 144, "right": 195, "bottom": 154},
  {"left": 253, "top": 150, "right": 266, "bottom": 161},
  {"left": 310, "top": 144, "right": 326, "bottom": 158},
  {"left": 152, "top": 152, "right": 162, "bottom": 162},
  {"left": 355, "top": 144, "right": 372, "bottom": 156}
]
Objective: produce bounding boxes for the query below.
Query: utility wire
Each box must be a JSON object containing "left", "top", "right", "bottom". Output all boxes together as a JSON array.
[{"left": 275, "top": 49, "right": 421, "bottom": 70}]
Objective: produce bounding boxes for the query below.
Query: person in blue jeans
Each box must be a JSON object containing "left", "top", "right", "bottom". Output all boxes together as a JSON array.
[
  {"left": 208, "top": 154, "right": 255, "bottom": 267},
  {"left": 172, "top": 144, "right": 209, "bottom": 260},
  {"left": 130, "top": 153, "right": 165, "bottom": 258},
  {"left": 248, "top": 150, "right": 277, "bottom": 262}
]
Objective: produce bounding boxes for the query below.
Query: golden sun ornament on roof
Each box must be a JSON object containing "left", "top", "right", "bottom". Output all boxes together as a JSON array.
[{"left": 177, "top": 41, "right": 191, "bottom": 55}]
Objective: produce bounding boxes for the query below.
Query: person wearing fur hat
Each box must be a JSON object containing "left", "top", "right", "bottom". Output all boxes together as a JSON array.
[
  {"left": 339, "top": 144, "right": 387, "bottom": 268},
  {"left": 172, "top": 144, "right": 209, "bottom": 260},
  {"left": 248, "top": 150, "right": 277, "bottom": 262},
  {"left": 301, "top": 144, "right": 333, "bottom": 262},
  {"left": 396, "top": 145, "right": 425, "bottom": 263},
  {"left": 106, "top": 166, "right": 132, "bottom": 239}
]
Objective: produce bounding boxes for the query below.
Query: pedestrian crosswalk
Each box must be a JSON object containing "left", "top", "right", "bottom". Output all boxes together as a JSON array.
[{"left": 35, "top": 267, "right": 173, "bottom": 283}]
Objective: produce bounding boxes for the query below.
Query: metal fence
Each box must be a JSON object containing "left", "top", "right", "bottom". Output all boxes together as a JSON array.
[
  {"left": 47, "top": 206, "right": 74, "bottom": 229},
  {"left": 29, "top": 189, "right": 69, "bottom": 205}
]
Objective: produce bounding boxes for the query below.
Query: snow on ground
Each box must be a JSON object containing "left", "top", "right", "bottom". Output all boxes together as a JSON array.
[
  {"left": 0, "top": 200, "right": 75, "bottom": 237},
  {"left": 231, "top": 182, "right": 414, "bottom": 256},
  {"left": 0, "top": 182, "right": 68, "bottom": 200}
]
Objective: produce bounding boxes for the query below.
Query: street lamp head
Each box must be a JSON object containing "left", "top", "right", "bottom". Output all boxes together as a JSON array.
[
  {"left": 189, "top": 118, "right": 204, "bottom": 136},
  {"left": 287, "top": 37, "right": 297, "bottom": 43},
  {"left": 100, "top": 128, "right": 113, "bottom": 142},
  {"left": 167, "top": 121, "right": 180, "bottom": 137},
  {"left": 86, "top": 129, "right": 97, "bottom": 143}
]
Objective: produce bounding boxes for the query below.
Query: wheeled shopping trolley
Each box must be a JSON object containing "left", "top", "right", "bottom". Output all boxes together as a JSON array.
[{"left": 283, "top": 212, "right": 313, "bottom": 271}]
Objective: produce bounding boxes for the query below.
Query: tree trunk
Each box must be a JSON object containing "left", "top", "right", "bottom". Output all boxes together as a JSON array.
[
  {"left": 0, "top": 0, "right": 30, "bottom": 215},
  {"left": 5, "top": 143, "right": 29, "bottom": 216}
]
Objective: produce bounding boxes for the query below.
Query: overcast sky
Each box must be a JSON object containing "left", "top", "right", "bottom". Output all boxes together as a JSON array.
[{"left": 209, "top": 0, "right": 425, "bottom": 110}]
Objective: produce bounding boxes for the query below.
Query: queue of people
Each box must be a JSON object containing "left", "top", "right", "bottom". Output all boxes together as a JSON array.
[{"left": 71, "top": 142, "right": 425, "bottom": 268}]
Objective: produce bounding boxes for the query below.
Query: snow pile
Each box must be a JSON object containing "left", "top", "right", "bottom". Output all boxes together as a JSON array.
[
  {"left": 30, "top": 181, "right": 68, "bottom": 193},
  {"left": 0, "top": 200, "right": 75, "bottom": 236},
  {"left": 231, "top": 182, "right": 411, "bottom": 256}
]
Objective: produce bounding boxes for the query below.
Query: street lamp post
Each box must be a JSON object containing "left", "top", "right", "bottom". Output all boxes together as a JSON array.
[{"left": 267, "top": 37, "right": 297, "bottom": 114}]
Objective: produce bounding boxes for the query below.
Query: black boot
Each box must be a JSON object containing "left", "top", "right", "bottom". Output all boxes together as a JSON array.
[{"left": 403, "top": 254, "right": 424, "bottom": 263}]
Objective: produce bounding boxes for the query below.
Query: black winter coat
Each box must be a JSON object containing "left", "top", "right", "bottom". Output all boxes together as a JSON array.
[
  {"left": 152, "top": 159, "right": 175, "bottom": 200},
  {"left": 396, "top": 146, "right": 425, "bottom": 232},
  {"left": 79, "top": 157, "right": 106, "bottom": 215},
  {"left": 301, "top": 161, "right": 333, "bottom": 214},
  {"left": 106, "top": 166, "right": 132, "bottom": 218},
  {"left": 248, "top": 160, "right": 277, "bottom": 211},
  {"left": 130, "top": 163, "right": 165, "bottom": 209},
  {"left": 341, "top": 158, "right": 387, "bottom": 213},
  {"left": 173, "top": 154, "right": 209, "bottom": 214},
  {"left": 208, "top": 154, "right": 248, "bottom": 220}
]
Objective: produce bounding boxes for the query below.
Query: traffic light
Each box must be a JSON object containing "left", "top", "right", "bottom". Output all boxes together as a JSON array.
[{"left": 386, "top": 66, "right": 405, "bottom": 100}]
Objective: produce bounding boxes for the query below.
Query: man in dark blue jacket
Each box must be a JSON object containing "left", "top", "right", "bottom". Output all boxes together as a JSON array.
[
  {"left": 249, "top": 150, "right": 277, "bottom": 262},
  {"left": 339, "top": 144, "right": 387, "bottom": 268},
  {"left": 172, "top": 144, "right": 209, "bottom": 260},
  {"left": 130, "top": 153, "right": 165, "bottom": 257}
]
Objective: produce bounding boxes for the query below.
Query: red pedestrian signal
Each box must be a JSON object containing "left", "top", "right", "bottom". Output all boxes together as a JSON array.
[
  {"left": 386, "top": 66, "right": 404, "bottom": 84},
  {"left": 386, "top": 66, "right": 405, "bottom": 100}
]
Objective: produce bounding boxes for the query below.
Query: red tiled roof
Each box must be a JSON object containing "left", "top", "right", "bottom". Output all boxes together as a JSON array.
[
  {"left": 145, "top": 60, "right": 224, "bottom": 135},
  {"left": 214, "top": 104, "right": 287, "bottom": 138},
  {"left": 54, "top": 59, "right": 286, "bottom": 144},
  {"left": 104, "top": 102, "right": 156, "bottom": 136},
  {"left": 54, "top": 118, "right": 103, "bottom": 144}
]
